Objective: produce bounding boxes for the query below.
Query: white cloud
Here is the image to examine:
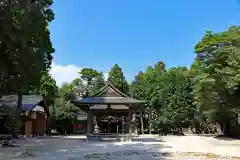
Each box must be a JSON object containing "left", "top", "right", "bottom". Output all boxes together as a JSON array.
[
  {"left": 50, "top": 62, "right": 109, "bottom": 86},
  {"left": 103, "top": 72, "right": 109, "bottom": 81},
  {"left": 50, "top": 62, "right": 81, "bottom": 86}
]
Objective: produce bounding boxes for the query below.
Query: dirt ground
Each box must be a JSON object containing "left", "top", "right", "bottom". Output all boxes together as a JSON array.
[
  {"left": 0, "top": 134, "right": 239, "bottom": 160},
  {"left": 158, "top": 135, "right": 240, "bottom": 157}
]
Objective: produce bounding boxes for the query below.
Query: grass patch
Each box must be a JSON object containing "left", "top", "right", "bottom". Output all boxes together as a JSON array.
[{"left": 179, "top": 152, "right": 240, "bottom": 159}]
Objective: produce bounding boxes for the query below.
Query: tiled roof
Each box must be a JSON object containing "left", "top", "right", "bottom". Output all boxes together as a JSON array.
[
  {"left": 22, "top": 95, "right": 43, "bottom": 111},
  {"left": 74, "top": 82, "right": 146, "bottom": 106},
  {"left": 0, "top": 95, "right": 43, "bottom": 111},
  {"left": 90, "top": 104, "right": 129, "bottom": 110},
  {"left": 92, "top": 81, "right": 129, "bottom": 97},
  {"left": 75, "top": 96, "right": 145, "bottom": 105}
]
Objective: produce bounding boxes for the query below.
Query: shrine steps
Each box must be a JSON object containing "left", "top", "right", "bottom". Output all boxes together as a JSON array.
[{"left": 86, "top": 133, "right": 138, "bottom": 142}]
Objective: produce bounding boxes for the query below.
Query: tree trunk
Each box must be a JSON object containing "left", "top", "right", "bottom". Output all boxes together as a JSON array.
[
  {"left": 140, "top": 111, "right": 144, "bottom": 135},
  {"left": 17, "top": 92, "right": 22, "bottom": 109},
  {"left": 15, "top": 92, "right": 23, "bottom": 136},
  {"left": 149, "top": 110, "right": 152, "bottom": 134},
  {"left": 43, "top": 96, "right": 49, "bottom": 134}
]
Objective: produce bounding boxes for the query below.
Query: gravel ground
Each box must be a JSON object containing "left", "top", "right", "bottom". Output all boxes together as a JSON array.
[
  {"left": 158, "top": 135, "right": 240, "bottom": 157},
  {"left": 0, "top": 135, "right": 239, "bottom": 160}
]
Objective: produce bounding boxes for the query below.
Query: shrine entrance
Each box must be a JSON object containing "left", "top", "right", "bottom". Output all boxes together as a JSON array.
[
  {"left": 98, "top": 116, "right": 123, "bottom": 133},
  {"left": 74, "top": 82, "right": 146, "bottom": 140}
]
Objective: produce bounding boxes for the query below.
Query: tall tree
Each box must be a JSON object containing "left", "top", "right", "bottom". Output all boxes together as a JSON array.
[
  {"left": 193, "top": 26, "right": 240, "bottom": 135},
  {"left": 131, "top": 62, "right": 194, "bottom": 134},
  {"left": 79, "top": 68, "right": 99, "bottom": 85},
  {"left": 0, "top": 0, "right": 55, "bottom": 109},
  {"left": 39, "top": 72, "right": 58, "bottom": 106},
  {"left": 79, "top": 68, "right": 100, "bottom": 96},
  {"left": 54, "top": 98, "right": 79, "bottom": 134},
  {"left": 131, "top": 71, "right": 146, "bottom": 99},
  {"left": 107, "top": 64, "right": 129, "bottom": 94},
  {"left": 70, "top": 78, "right": 86, "bottom": 96},
  {"left": 58, "top": 83, "right": 75, "bottom": 101},
  {"left": 92, "top": 72, "right": 106, "bottom": 94}
]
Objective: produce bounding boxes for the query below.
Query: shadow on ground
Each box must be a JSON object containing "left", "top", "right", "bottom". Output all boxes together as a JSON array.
[
  {"left": 0, "top": 136, "right": 175, "bottom": 160},
  {"left": 132, "top": 137, "right": 164, "bottom": 142}
]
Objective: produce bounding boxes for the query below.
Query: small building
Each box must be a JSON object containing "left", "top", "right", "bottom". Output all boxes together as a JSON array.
[
  {"left": 0, "top": 95, "right": 48, "bottom": 137},
  {"left": 73, "top": 82, "right": 146, "bottom": 138}
]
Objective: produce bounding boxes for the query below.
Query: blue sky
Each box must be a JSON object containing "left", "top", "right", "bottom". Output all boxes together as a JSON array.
[{"left": 49, "top": 0, "right": 240, "bottom": 85}]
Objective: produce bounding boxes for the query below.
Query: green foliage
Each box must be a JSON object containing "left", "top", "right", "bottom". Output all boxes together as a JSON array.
[
  {"left": 53, "top": 98, "right": 79, "bottom": 134},
  {"left": 131, "top": 63, "right": 193, "bottom": 134},
  {"left": 70, "top": 78, "right": 86, "bottom": 96},
  {"left": 39, "top": 72, "right": 58, "bottom": 106},
  {"left": 58, "top": 83, "right": 75, "bottom": 101},
  {"left": 79, "top": 68, "right": 102, "bottom": 96},
  {"left": 0, "top": 0, "right": 55, "bottom": 101},
  {"left": 108, "top": 64, "right": 129, "bottom": 94},
  {"left": 92, "top": 72, "right": 106, "bottom": 94},
  {"left": 3, "top": 107, "right": 21, "bottom": 136},
  {"left": 130, "top": 26, "right": 240, "bottom": 136},
  {"left": 192, "top": 26, "right": 240, "bottom": 135},
  {"left": 79, "top": 68, "right": 100, "bottom": 85}
]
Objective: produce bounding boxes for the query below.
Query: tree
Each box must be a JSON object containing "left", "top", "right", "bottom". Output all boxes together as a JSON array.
[
  {"left": 0, "top": 0, "right": 55, "bottom": 110},
  {"left": 92, "top": 72, "right": 106, "bottom": 94},
  {"left": 131, "top": 71, "right": 146, "bottom": 99},
  {"left": 70, "top": 78, "right": 86, "bottom": 96},
  {"left": 193, "top": 26, "right": 240, "bottom": 136},
  {"left": 108, "top": 64, "right": 129, "bottom": 94},
  {"left": 130, "top": 26, "right": 240, "bottom": 136},
  {"left": 79, "top": 68, "right": 100, "bottom": 96},
  {"left": 79, "top": 68, "right": 99, "bottom": 85},
  {"left": 130, "top": 61, "right": 166, "bottom": 134},
  {"left": 58, "top": 83, "right": 75, "bottom": 101},
  {"left": 54, "top": 98, "right": 79, "bottom": 134},
  {"left": 39, "top": 72, "right": 58, "bottom": 106},
  {"left": 131, "top": 61, "right": 195, "bottom": 135}
]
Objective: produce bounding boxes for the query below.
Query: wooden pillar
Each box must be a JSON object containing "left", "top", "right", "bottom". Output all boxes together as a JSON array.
[
  {"left": 127, "top": 108, "right": 132, "bottom": 132},
  {"left": 122, "top": 116, "right": 124, "bottom": 134},
  {"left": 44, "top": 114, "right": 47, "bottom": 135},
  {"left": 141, "top": 111, "right": 144, "bottom": 135},
  {"left": 127, "top": 107, "right": 132, "bottom": 140},
  {"left": 108, "top": 119, "right": 110, "bottom": 133},
  {"left": 117, "top": 120, "right": 119, "bottom": 134},
  {"left": 100, "top": 120, "right": 103, "bottom": 133},
  {"left": 25, "top": 121, "right": 32, "bottom": 137},
  {"left": 86, "top": 110, "right": 93, "bottom": 134}
]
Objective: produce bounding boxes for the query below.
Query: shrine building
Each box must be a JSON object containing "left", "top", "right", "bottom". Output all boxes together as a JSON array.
[{"left": 73, "top": 82, "right": 146, "bottom": 140}]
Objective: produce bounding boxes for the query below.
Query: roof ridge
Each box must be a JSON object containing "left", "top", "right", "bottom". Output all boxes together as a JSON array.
[
  {"left": 91, "top": 81, "right": 129, "bottom": 97},
  {"left": 107, "top": 81, "right": 129, "bottom": 97}
]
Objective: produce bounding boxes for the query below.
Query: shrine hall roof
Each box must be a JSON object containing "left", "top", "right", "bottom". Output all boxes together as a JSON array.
[
  {"left": 75, "top": 96, "right": 145, "bottom": 105},
  {"left": 74, "top": 82, "right": 145, "bottom": 105}
]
